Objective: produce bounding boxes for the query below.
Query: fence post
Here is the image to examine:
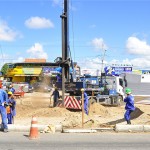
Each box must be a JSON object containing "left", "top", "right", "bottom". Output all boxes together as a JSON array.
[{"left": 81, "top": 88, "right": 84, "bottom": 128}]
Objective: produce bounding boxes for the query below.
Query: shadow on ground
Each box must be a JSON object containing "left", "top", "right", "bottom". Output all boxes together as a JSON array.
[{"left": 104, "top": 107, "right": 144, "bottom": 125}]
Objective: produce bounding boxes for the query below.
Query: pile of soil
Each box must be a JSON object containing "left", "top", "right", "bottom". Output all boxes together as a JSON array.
[{"left": 89, "top": 103, "right": 110, "bottom": 116}]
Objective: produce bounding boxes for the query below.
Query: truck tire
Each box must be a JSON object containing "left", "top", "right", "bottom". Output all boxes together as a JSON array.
[
  {"left": 116, "top": 95, "right": 123, "bottom": 106},
  {"left": 110, "top": 96, "right": 118, "bottom": 105}
]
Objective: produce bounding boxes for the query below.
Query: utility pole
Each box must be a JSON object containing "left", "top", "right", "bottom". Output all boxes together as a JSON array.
[
  {"left": 101, "top": 49, "right": 107, "bottom": 75},
  {"left": 100, "top": 44, "right": 107, "bottom": 84},
  {"left": 60, "top": 0, "right": 70, "bottom": 106}
]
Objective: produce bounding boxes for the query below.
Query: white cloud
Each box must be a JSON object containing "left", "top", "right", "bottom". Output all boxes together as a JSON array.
[
  {"left": 25, "top": 17, "right": 54, "bottom": 29},
  {"left": 91, "top": 38, "right": 108, "bottom": 51},
  {"left": 78, "top": 57, "right": 106, "bottom": 75},
  {"left": 108, "top": 57, "right": 150, "bottom": 70},
  {"left": 14, "top": 57, "right": 24, "bottom": 63},
  {"left": 78, "top": 55, "right": 150, "bottom": 75},
  {"left": 52, "top": 0, "right": 61, "bottom": 6},
  {"left": 129, "top": 57, "right": 150, "bottom": 69},
  {"left": 26, "top": 43, "right": 48, "bottom": 59},
  {"left": 0, "top": 19, "right": 20, "bottom": 41},
  {"left": 78, "top": 36, "right": 150, "bottom": 73},
  {"left": 126, "top": 36, "right": 150, "bottom": 55}
]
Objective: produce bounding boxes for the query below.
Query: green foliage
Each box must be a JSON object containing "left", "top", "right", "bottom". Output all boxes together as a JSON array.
[{"left": 1, "top": 63, "right": 9, "bottom": 75}]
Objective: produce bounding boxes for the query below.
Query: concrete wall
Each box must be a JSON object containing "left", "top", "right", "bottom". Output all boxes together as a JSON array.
[
  {"left": 141, "top": 74, "right": 150, "bottom": 83},
  {"left": 125, "top": 73, "right": 141, "bottom": 83},
  {"left": 125, "top": 73, "right": 150, "bottom": 95}
]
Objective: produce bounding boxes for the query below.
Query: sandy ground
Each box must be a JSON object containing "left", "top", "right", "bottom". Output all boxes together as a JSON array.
[{"left": 14, "top": 92, "right": 150, "bottom": 129}]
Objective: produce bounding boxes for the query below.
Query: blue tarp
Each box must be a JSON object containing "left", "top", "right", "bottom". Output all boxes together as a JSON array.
[{"left": 54, "top": 67, "right": 73, "bottom": 74}]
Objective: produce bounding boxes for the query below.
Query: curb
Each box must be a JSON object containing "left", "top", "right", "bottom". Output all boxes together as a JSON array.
[
  {"left": 93, "top": 128, "right": 114, "bottom": 132},
  {"left": 63, "top": 128, "right": 114, "bottom": 133},
  {"left": 63, "top": 129, "right": 97, "bottom": 133},
  {"left": 144, "top": 125, "right": 150, "bottom": 132},
  {"left": 115, "top": 124, "right": 150, "bottom": 132},
  {"left": 0, "top": 124, "right": 62, "bottom": 133},
  {"left": 1, "top": 124, "right": 150, "bottom": 133}
]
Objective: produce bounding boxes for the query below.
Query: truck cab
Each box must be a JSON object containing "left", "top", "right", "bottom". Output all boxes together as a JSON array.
[{"left": 101, "top": 75, "right": 125, "bottom": 100}]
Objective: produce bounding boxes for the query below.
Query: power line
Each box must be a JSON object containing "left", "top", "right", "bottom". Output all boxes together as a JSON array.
[{"left": 0, "top": 45, "right": 4, "bottom": 63}]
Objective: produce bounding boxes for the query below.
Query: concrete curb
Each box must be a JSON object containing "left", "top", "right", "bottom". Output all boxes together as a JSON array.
[
  {"left": 115, "top": 124, "right": 150, "bottom": 132},
  {"left": 143, "top": 125, "right": 150, "bottom": 132},
  {"left": 63, "top": 127, "right": 115, "bottom": 133},
  {"left": 93, "top": 128, "right": 114, "bottom": 132},
  {"left": 63, "top": 129, "right": 97, "bottom": 133},
  {"left": 1, "top": 124, "right": 150, "bottom": 133},
  {"left": 0, "top": 124, "right": 62, "bottom": 133}
]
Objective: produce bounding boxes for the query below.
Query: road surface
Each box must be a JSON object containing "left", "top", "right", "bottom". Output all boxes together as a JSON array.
[{"left": 0, "top": 132, "right": 150, "bottom": 150}]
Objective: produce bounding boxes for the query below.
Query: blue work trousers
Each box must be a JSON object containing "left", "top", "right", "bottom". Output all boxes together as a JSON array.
[
  {"left": 7, "top": 113, "right": 13, "bottom": 124},
  {"left": 84, "top": 101, "right": 88, "bottom": 115},
  {"left": 124, "top": 110, "right": 133, "bottom": 121},
  {"left": 0, "top": 106, "right": 8, "bottom": 129}
]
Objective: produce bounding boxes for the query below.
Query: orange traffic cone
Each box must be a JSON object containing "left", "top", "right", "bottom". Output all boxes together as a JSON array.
[{"left": 29, "top": 116, "right": 39, "bottom": 140}]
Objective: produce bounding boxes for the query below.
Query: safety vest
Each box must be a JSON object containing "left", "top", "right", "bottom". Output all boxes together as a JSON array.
[{"left": 6, "top": 106, "right": 11, "bottom": 114}]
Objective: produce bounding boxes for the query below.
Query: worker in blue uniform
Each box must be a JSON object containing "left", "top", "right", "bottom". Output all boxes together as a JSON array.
[
  {"left": 84, "top": 92, "right": 89, "bottom": 115},
  {"left": 50, "top": 87, "right": 60, "bottom": 107},
  {"left": 0, "top": 85, "right": 8, "bottom": 132},
  {"left": 7, "top": 91, "right": 16, "bottom": 124},
  {"left": 9, "top": 84, "right": 15, "bottom": 94},
  {"left": 124, "top": 88, "right": 135, "bottom": 124}
]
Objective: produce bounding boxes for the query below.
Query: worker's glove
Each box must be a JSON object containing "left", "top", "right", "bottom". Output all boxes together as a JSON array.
[
  {"left": 4, "top": 102, "right": 9, "bottom": 108},
  {"left": 9, "top": 103, "right": 12, "bottom": 106}
]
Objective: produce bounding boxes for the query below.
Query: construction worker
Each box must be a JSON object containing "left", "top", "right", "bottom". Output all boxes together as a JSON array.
[
  {"left": 124, "top": 88, "right": 135, "bottom": 124},
  {"left": 9, "top": 84, "right": 15, "bottom": 94},
  {"left": 7, "top": 92, "right": 16, "bottom": 124},
  {"left": 0, "top": 84, "right": 8, "bottom": 132},
  {"left": 50, "top": 87, "right": 60, "bottom": 107},
  {"left": 84, "top": 92, "right": 89, "bottom": 115},
  {"left": 30, "top": 77, "right": 37, "bottom": 86}
]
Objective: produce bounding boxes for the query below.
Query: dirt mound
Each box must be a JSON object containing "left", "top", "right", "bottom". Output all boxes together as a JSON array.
[
  {"left": 89, "top": 103, "right": 110, "bottom": 117},
  {"left": 16, "top": 105, "right": 71, "bottom": 118}
]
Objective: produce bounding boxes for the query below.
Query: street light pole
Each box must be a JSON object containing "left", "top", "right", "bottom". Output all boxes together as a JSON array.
[{"left": 101, "top": 49, "right": 107, "bottom": 75}]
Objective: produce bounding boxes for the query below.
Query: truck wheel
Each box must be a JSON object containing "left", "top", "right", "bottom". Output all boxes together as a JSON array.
[{"left": 117, "top": 96, "right": 123, "bottom": 106}]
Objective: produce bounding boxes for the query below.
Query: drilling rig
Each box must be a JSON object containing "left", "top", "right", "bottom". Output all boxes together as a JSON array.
[{"left": 56, "top": 0, "right": 125, "bottom": 109}]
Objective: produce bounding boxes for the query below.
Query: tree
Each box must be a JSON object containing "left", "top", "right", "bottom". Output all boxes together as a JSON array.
[{"left": 1, "top": 63, "right": 9, "bottom": 76}]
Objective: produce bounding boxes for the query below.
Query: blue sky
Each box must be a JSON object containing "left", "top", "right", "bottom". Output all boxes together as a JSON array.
[{"left": 0, "top": 0, "right": 150, "bottom": 74}]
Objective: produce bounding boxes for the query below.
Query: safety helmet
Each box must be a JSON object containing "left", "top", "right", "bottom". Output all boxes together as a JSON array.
[
  {"left": 125, "top": 88, "right": 131, "bottom": 94},
  {"left": 8, "top": 91, "right": 12, "bottom": 95}
]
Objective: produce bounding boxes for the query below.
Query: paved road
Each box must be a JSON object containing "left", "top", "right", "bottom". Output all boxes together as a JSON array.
[{"left": 0, "top": 132, "right": 150, "bottom": 150}]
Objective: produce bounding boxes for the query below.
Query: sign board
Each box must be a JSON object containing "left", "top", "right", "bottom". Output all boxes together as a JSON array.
[
  {"left": 111, "top": 67, "right": 132, "bottom": 75},
  {"left": 42, "top": 67, "right": 59, "bottom": 74},
  {"left": 25, "top": 58, "right": 46, "bottom": 63},
  {"left": 23, "top": 68, "right": 42, "bottom": 74},
  {"left": 141, "top": 70, "right": 150, "bottom": 74}
]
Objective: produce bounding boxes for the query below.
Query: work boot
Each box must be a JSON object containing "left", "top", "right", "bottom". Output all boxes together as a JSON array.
[
  {"left": 127, "top": 120, "right": 131, "bottom": 125},
  {"left": 3, "top": 128, "right": 8, "bottom": 133}
]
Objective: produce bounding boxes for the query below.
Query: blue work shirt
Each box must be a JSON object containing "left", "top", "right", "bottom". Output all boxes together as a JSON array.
[
  {"left": 7, "top": 98, "right": 16, "bottom": 116},
  {"left": 0, "top": 89, "right": 8, "bottom": 105},
  {"left": 9, "top": 87, "right": 15, "bottom": 94},
  {"left": 124, "top": 95, "right": 135, "bottom": 111},
  {"left": 52, "top": 90, "right": 60, "bottom": 102}
]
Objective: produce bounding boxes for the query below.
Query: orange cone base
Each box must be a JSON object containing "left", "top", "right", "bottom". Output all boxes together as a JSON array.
[{"left": 29, "top": 128, "right": 39, "bottom": 140}]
